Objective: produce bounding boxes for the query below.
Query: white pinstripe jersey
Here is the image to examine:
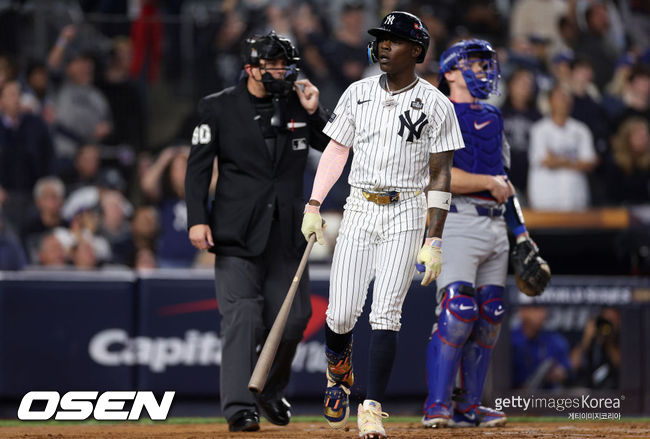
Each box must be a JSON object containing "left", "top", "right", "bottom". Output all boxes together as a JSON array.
[{"left": 323, "top": 74, "right": 465, "bottom": 192}]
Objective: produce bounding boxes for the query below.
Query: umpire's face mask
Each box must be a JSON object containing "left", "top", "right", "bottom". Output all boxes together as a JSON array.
[{"left": 259, "top": 59, "right": 299, "bottom": 97}]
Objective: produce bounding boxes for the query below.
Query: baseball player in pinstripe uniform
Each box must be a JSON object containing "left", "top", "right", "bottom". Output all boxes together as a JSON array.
[
  {"left": 301, "top": 12, "right": 464, "bottom": 439},
  {"left": 421, "top": 39, "right": 542, "bottom": 428}
]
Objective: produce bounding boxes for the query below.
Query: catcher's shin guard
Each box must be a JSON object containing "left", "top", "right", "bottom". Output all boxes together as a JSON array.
[
  {"left": 324, "top": 340, "right": 354, "bottom": 428},
  {"left": 424, "top": 282, "right": 478, "bottom": 419},
  {"left": 456, "top": 285, "right": 505, "bottom": 414}
]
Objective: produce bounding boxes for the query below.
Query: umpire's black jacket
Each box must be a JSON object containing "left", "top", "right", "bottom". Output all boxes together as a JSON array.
[{"left": 185, "top": 80, "right": 330, "bottom": 258}]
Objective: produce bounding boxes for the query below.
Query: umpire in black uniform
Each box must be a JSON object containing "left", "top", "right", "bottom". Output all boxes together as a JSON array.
[{"left": 185, "top": 32, "right": 330, "bottom": 432}]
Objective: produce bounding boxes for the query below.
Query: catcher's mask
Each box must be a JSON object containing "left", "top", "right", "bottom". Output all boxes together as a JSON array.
[
  {"left": 439, "top": 39, "right": 500, "bottom": 99},
  {"left": 243, "top": 31, "right": 299, "bottom": 98},
  {"left": 367, "top": 11, "right": 430, "bottom": 64}
]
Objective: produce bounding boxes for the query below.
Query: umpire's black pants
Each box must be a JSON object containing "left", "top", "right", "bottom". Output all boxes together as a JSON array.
[{"left": 214, "top": 219, "right": 312, "bottom": 421}]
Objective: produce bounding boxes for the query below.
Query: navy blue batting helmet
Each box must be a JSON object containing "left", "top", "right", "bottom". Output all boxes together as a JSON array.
[
  {"left": 439, "top": 39, "right": 500, "bottom": 99},
  {"left": 367, "top": 11, "right": 430, "bottom": 64}
]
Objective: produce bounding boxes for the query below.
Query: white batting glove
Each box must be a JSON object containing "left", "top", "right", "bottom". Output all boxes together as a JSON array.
[
  {"left": 417, "top": 238, "right": 442, "bottom": 286},
  {"left": 301, "top": 205, "right": 326, "bottom": 245}
]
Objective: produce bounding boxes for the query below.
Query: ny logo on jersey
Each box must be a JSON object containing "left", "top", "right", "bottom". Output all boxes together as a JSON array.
[
  {"left": 384, "top": 15, "right": 395, "bottom": 25},
  {"left": 398, "top": 110, "right": 428, "bottom": 142}
]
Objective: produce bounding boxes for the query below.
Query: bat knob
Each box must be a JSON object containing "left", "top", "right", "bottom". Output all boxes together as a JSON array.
[{"left": 415, "top": 263, "right": 425, "bottom": 273}]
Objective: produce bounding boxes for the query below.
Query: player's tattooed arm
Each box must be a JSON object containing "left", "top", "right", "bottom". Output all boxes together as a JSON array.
[{"left": 426, "top": 150, "right": 454, "bottom": 238}]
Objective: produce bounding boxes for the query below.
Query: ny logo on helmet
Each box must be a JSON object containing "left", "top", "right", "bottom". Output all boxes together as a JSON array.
[
  {"left": 398, "top": 110, "right": 428, "bottom": 142},
  {"left": 384, "top": 15, "right": 395, "bottom": 25}
]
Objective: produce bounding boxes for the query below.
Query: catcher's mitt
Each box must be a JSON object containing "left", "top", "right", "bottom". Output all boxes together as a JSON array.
[{"left": 510, "top": 238, "right": 551, "bottom": 297}]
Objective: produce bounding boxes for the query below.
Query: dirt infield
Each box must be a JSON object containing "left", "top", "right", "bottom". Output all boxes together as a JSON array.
[{"left": 1, "top": 420, "right": 649, "bottom": 439}]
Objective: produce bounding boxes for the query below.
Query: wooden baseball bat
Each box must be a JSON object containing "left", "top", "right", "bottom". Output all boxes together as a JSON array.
[{"left": 248, "top": 233, "right": 317, "bottom": 393}]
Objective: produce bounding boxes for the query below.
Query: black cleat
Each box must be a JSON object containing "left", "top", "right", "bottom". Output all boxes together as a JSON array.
[
  {"left": 256, "top": 396, "right": 291, "bottom": 426},
  {"left": 228, "top": 409, "right": 260, "bottom": 432}
]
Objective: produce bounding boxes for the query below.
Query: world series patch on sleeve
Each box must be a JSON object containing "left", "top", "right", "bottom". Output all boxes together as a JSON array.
[{"left": 510, "top": 238, "right": 551, "bottom": 297}]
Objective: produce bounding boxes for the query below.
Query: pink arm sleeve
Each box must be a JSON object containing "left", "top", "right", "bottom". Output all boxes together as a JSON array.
[{"left": 308, "top": 140, "right": 350, "bottom": 208}]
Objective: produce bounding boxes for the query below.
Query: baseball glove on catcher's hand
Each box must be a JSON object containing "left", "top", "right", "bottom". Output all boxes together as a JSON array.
[{"left": 510, "top": 237, "right": 551, "bottom": 297}]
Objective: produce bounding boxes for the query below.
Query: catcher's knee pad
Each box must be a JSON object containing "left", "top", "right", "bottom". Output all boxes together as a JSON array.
[
  {"left": 453, "top": 286, "right": 505, "bottom": 412},
  {"left": 473, "top": 285, "right": 505, "bottom": 348},
  {"left": 424, "top": 282, "right": 477, "bottom": 409},
  {"left": 437, "top": 282, "right": 479, "bottom": 346}
]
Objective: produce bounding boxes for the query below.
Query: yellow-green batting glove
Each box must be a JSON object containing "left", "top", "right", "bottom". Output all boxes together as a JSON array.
[
  {"left": 301, "top": 204, "right": 326, "bottom": 245},
  {"left": 416, "top": 237, "right": 442, "bottom": 286}
]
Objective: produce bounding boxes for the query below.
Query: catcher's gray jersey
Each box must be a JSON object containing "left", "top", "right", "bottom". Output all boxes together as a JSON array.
[{"left": 323, "top": 74, "right": 464, "bottom": 332}]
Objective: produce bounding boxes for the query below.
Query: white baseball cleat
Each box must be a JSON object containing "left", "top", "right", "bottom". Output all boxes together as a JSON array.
[{"left": 357, "top": 399, "right": 389, "bottom": 439}]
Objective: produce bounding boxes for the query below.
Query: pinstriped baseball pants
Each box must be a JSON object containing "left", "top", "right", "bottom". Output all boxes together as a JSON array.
[{"left": 327, "top": 187, "right": 426, "bottom": 333}]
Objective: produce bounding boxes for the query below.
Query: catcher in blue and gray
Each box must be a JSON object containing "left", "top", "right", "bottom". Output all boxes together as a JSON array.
[{"left": 421, "top": 39, "right": 551, "bottom": 428}]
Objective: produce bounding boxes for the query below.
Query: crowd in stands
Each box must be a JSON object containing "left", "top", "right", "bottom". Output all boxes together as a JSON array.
[{"left": 0, "top": 0, "right": 648, "bottom": 270}]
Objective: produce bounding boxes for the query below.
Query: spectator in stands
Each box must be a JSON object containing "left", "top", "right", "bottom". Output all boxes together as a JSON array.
[
  {"left": 528, "top": 84, "right": 598, "bottom": 210},
  {"left": 621, "top": 0, "right": 650, "bottom": 49},
  {"left": 62, "top": 186, "right": 112, "bottom": 264},
  {"left": 511, "top": 306, "right": 572, "bottom": 389},
  {"left": 0, "top": 206, "right": 27, "bottom": 270},
  {"left": 61, "top": 144, "right": 102, "bottom": 193},
  {"left": 141, "top": 146, "right": 196, "bottom": 267},
  {"left": 570, "top": 307, "right": 621, "bottom": 389},
  {"left": 47, "top": 25, "right": 76, "bottom": 73},
  {"left": 131, "top": 205, "right": 159, "bottom": 256},
  {"left": 0, "top": 53, "right": 17, "bottom": 89},
  {"left": 21, "top": 176, "right": 66, "bottom": 262},
  {"left": 53, "top": 50, "right": 112, "bottom": 168},
  {"left": 549, "top": 50, "right": 573, "bottom": 88},
  {"left": 99, "top": 189, "right": 133, "bottom": 266},
  {"left": 506, "top": 36, "right": 554, "bottom": 96},
  {"left": 569, "top": 58, "right": 610, "bottom": 155},
  {"left": 129, "top": 0, "right": 163, "bottom": 84},
  {"left": 99, "top": 37, "right": 146, "bottom": 152},
  {"left": 605, "top": 53, "right": 637, "bottom": 98},
  {"left": 510, "top": 0, "right": 568, "bottom": 53},
  {"left": 604, "top": 117, "right": 650, "bottom": 205},
  {"left": 501, "top": 68, "right": 542, "bottom": 195},
  {"left": 0, "top": 80, "right": 55, "bottom": 230},
  {"left": 567, "top": 57, "right": 612, "bottom": 205},
  {"left": 321, "top": 1, "right": 368, "bottom": 98},
  {"left": 574, "top": 2, "right": 621, "bottom": 90},
  {"left": 20, "top": 59, "right": 55, "bottom": 124},
  {"left": 556, "top": 16, "right": 578, "bottom": 56},
  {"left": 461, "top": 0, "right": 506, "bottom": 44},
  {"left": 291, "top": 2, "right": 330, "bottom": 85},
  {"left": 36, "top": 232, "right": 67, "bottom": 267},
  {"left": 604, "top": 64, "right": 650, "bottom": 129},
  {"left": 411, "top": 2, "right": 458, "bottom": 59},
  {"left": 71, "top": 236, "right": 98, "bottom": 269},
  {"left": 208, "top": 10, "right": 247, "bottom": 94}
]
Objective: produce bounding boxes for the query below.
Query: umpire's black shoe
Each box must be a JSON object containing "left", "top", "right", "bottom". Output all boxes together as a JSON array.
[
  {"left": 257, "top": 396, "right": 292, "bottom": 426},
  {"left": 228, "top": 410, "right": 260, "bottom": 432}
]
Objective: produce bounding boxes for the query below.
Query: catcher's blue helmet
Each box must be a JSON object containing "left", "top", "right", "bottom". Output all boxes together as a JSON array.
[
  {"left": 439, "top": 39, "right": 500, "bottom": 99},
  {"left": 367, "top": 11, "right": 430, "bottom": 64}
]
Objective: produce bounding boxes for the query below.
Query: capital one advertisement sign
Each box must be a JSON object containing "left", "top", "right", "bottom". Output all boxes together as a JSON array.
[
  {"left": 0, "top": 270, "right": 435, "bottom": 398},
  {"left": 88, "top": 273, "right": 333, "bottom": 396},
  {"left": 85, "top": 271, "right": 435, "bottom": 397}
]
